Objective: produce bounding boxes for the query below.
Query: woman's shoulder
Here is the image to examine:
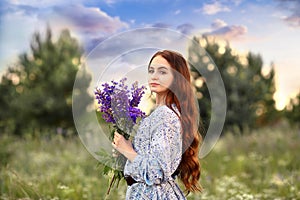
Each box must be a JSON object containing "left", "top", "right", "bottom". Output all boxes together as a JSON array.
[{"left": 152, "top": 104, "right": 180, "bottom": 119}]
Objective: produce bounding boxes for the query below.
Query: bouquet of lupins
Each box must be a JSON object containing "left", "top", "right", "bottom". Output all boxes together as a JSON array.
[{"left": 94, "top": 77, "right": 146, "bottom": 195}]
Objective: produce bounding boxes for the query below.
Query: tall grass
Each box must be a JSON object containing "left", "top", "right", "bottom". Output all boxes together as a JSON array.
[
  {"left": 192, "top": 124, "right": 300, "bottom": 200},
  {"left": 1, "top": 124, "right": 299, "bottom": 199}
]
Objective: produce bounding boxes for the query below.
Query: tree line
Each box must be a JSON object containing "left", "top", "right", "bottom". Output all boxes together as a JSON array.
[{"left": 0, "top": 27, "right": 298, "bottom": 136}]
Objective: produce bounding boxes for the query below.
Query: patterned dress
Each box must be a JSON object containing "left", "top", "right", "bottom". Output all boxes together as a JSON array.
[{"left": 124, "top": 105, "right": 186, "bottom": 200}]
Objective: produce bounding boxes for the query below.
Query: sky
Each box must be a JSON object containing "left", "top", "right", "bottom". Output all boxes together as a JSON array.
[{"left": 0, "top": 0, "right": 299, "bottom": 110}]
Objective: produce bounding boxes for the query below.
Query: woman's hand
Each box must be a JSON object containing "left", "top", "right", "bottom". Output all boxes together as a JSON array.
[{"left": 112, "top": 131, "right": 137, "bottom": 162}]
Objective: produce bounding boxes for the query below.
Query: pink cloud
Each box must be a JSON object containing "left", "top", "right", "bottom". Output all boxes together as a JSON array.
[{"left": 208, "top": 19, "right": 247, "bottom": 40}]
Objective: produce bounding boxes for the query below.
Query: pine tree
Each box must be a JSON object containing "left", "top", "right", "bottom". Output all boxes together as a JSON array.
[
  {"left": 188, "top": 36, "right": 278, "bottom": 134},
  {"left": 0, "top": 27, "right": 92, "bottom": 136}
]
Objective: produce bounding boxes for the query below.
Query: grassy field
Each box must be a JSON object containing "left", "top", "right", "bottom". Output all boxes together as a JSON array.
[{"left": 0, "top": 124, "right": 299, "bottom": 200}]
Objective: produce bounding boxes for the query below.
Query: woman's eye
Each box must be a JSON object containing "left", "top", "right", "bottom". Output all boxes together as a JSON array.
[
  {"left": 160, "top": 71, "right": 167, "bottom": 74},
  {"left": 148, "top": 69, "right": 154, "bottom": 74}
]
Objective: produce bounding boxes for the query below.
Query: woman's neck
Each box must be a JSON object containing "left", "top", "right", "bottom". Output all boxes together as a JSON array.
[{"left": 155, "top": 93, "right": 167, "bottom": 107}]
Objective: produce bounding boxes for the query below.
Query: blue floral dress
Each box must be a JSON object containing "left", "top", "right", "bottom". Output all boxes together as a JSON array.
[{"left": 124, "top": 105, "right": 186, "bottom": 200}]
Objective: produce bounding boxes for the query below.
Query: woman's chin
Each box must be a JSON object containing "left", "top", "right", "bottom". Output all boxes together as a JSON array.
[{"left": 149, "top": 87, "right": 158, "bottom": 93}]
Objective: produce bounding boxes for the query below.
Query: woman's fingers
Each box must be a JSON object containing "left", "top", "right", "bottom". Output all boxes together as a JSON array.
[
  {"left": 112, "top": 148, "right": 119, "bottom": 157},
  {"left": 112, "top": 141, "right": 122, "bottom": 157},
  {"left": 114, "top": 131, "right": 121, "bottom": 138},
  {"left": 113, "top": 131, "right": 125, "bottom": 145},
  {"left": 113, "top": 137, "right": 120, "bottom": 145},
  {"left": 113, "top": 132, "right": 119, "bottom": 144},
  {"left": 112, "top": 142, "right": 118, "bottom": 150}
]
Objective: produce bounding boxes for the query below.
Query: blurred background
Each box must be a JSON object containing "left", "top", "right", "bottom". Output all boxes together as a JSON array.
[{"left": 0, "top": 0, "right": 299, "bottom": 199}]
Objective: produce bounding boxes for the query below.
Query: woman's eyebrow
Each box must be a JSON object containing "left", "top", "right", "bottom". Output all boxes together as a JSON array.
[
  {"left": 158, "top": 66, "right": 168, "bottom": 70},
  {"left": 149, "top": 65, "right": 169, "bottom": 70}
]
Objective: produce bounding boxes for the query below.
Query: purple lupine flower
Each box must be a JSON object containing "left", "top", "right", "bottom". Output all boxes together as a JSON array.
[
  {"left": 95, "top": 77, "right": 146, "bottom": 136},
  {"left": 129, "top": 107, "right": 146, "bottom": 123},
  {"left": 130, "top": 81, "right": 146, "bottom": 107},
  {"left": 94, "top": 80, "right": 119, "bottom": 123}
]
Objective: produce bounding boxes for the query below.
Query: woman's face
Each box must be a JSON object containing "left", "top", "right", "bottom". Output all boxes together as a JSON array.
[{"left": 148, "top": 55, "right": 174, "bottom": 94}]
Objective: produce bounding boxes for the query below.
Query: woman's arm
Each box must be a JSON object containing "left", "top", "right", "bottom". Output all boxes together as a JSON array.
[{"left": 124, "top": 106, "right": 182, "bottom": 185}]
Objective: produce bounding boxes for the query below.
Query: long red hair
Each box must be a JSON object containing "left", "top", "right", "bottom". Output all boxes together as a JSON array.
[{"left": 148, "top": 50, "right": 202, "bottom": 193}]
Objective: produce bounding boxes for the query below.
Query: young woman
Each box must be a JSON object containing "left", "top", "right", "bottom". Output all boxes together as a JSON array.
[{"left": 112, "top": 50, "right": 202, "bottom": 199}]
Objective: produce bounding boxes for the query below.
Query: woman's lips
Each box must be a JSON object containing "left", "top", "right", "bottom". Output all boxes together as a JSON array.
[{"left": 150, "top": 83, "right": 160, "bottom": 87}]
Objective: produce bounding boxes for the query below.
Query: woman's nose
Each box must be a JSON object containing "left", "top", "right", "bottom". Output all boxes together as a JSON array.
[{"left": 150, "top": 72, "right": 158, "bottom": 80}]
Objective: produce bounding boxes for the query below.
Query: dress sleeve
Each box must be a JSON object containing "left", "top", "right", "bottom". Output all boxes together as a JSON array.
[{"left": 125, "top": 106, "right": 182, "bottom": 185}]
